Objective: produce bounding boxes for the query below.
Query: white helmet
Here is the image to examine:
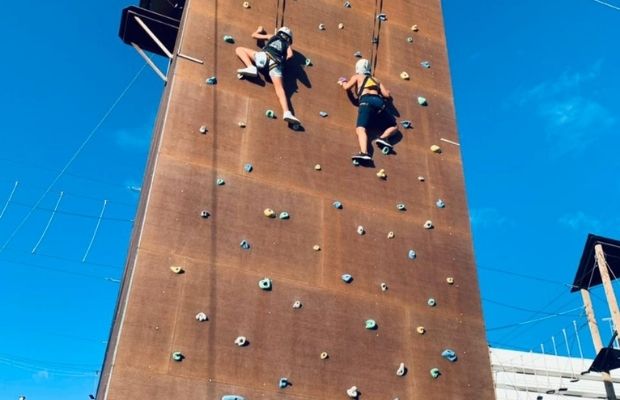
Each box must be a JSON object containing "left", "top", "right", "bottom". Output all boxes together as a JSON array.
[
  {"left": 277, "top": 26, "right": 293, "bottom": 43},
  {"left": 355, "top": 59, "right": 371, "bottom": 75}
]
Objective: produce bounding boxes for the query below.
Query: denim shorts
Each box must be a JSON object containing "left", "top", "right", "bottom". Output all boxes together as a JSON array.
[
  {"left": 254, "top": 51, "right": 283, "bottom": 78},
  {"left": 356, "top": 94, "right": 396, "bottom": 129}
]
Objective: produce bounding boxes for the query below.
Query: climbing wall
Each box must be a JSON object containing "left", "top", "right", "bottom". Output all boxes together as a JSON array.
[{"left": 98, "top": 0, "right": 495, "bottom": 399}]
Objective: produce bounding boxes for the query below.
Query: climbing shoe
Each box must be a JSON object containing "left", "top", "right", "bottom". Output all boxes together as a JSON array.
[
  {"left": 352, "top": 152, "right": 372, "bottom": 161},
  {"left": 283, "top": 111, "right": 301, "bottom": 125},
  {"left": 237, "top": 66, "right": 258, "bottom": 77},
  {"left": 375, "top": 138, "right": 394, "bottom": 150}
]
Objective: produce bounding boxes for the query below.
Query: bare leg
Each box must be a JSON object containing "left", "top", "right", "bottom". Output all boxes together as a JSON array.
[
  {"left": 379, "top": 125, "right": 398, "bottom": 140},
  {"left": 271, "top": 76, "right": 291, "bottom": 115},
  {"left": 356, "top": 126, "right": 368, "bottom": 153},
  {"left": 235, "top": 47, "right": 256, "bottom": 67}
]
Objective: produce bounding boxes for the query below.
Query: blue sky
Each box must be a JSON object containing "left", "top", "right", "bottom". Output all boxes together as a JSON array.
[{"left": 1, "top": 0, "right": 619, "bottom": 398}]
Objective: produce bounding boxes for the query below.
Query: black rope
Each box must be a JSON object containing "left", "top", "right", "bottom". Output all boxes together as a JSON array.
[
  {"left": 275, "top": 0, "right": 280, "bottom": 28},
  {"left": 369, "top": 0, "right": 384, "bottom": 72},
  {"left": 280, "top": 0, "right": 286, "bottom": 27},
  {"left": 275, "top": 0, "right": 286, "bottom": 28}
]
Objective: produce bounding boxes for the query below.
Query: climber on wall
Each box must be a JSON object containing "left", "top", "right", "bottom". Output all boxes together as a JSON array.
[
  {"left": 235, "top": 26, "right": 301, "bottom": 125},
  {"left": 338, "top": 59, "right": 398, "bottom": 161}
]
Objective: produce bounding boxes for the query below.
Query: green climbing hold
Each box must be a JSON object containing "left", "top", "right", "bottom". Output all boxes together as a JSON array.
[
  {"left": 216, "top": 178, "right": 225, "bottom": 186},
  {"left": 171, "top": 351, "right": 184, "bottom": 362},
  {"left": 258, "top": 277, "right": 272, "bottom": 290},
  {"left": 418, "top": 96, "right": 428, "bottom": 106},
  {"left": 265, "top": 109, "right": 276, "bottom": 119},
  {"left": 305, "top": 58, "right": 313, "bottom": 66},
  {"left": 279, "top": 377, "right": 289, "bottom": 389},
  {"left": 206, "top": 76, "right": 217, "bottom": 85},
  {"left": 223, "top": 35, "right": 235, "bottom": 43},
  {"left": 381, "top": 146, "right": 390, "bottom": 155},
  {"left": 333, "top": 201, "right": 343, "bottom": 209},
  {"left": 244, "top": 163, "right": 253, "bottom": 173},
  {"left": 279, "top": 211, "right": 290, "bottom": 220},
  {"left": 396, "top": 203, "right": 406, "bottom": 211},
  {"left": 427, "top": 298, "right": 436, "bottom": 307},
  {"left": 430, "top": 368, "right": 441, "bottom": 379},
  {"left": 365, "top": 319, "right": 377, "bottom": 330}
]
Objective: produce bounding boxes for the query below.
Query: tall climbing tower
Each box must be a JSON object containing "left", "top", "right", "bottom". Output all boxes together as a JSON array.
[{"left": 101, "top": 0, "right": 495, "bottom": 399}]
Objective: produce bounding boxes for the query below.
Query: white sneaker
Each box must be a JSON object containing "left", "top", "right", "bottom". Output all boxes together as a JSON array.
[
  {"left": 283, "top": 111, "right": 301, "bottom": 125},
  {"left": 237, "top": 66, "right": 258, "bottom": 77}
]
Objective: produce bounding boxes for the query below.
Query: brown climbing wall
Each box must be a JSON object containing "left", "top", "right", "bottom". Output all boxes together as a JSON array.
[{"left": 99, "top": 0, "right": 495, "bottom": 399}]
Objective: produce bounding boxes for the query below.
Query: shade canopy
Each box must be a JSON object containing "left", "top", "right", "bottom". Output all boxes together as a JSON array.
[{"left": 571, "top": 234, "right": 620, "bottom": 292}]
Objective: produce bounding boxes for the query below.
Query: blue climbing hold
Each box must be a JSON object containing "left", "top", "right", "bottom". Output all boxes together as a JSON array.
[
  {"left": 376, "top": 13, "right": 387, "bottom": 21},
  {"left": 400, "top": 120, "right": 413, "bottom": 129},
  {"left": 436, "top": 199, "right": 445, "bottom": 208},
  {"left": 408, "top": 250, "right": 416, "bottom": 260},
  {"left": 240, "top": 240, "right": 251, "bottom": 250},
  {"left": 279, "top": 212, "right": 290, "bottom": 220},
  {"left": 365, "top": 319, "right": 377, "bottom": 330},
  {"left": 427, "top": 298, "right": 437, "bottom": 307},
  {"left": 223, "top": 35, "right": 235, "bottom": 43},
  {"left": 206, "top": 76, "right": 217, "bottom": 85},
  {"left": 341, "top": 273, "right": 353, "bottom": 283},
  {"left": 421, "top": 61, "right": 431, "bottom": 68},
  {"left": 279, "top": 377, "right": 289, "bottom": 389},
  {"left": 171, "top": 351, "right": 184, "bottom": 361},
  {"left": 258, "top": 278, "right": 272, "bottom": 290},
  {"left": 396, "top": 203, "right": 406, "bottom": 211},
  {"left": 441, "top": 349, "right": 458, "bottom": 362},
  {"left": 333, "top": 201, "right": 343, "bottom": 209},
  {"left": 244, "top": 163, "right": 253, "bottom": 173}
]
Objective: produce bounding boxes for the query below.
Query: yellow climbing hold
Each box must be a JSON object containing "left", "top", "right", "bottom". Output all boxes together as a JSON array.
[
  {"left": 338, "top": 23, "right": 344, "bottom": 29},
  {"left": 314, "top": 164, "right": 322, "bottom": 171},
  {"left": 238, "top": 121, "right": 246, "bottom": 128},
  {"left": 170, "top": 266, "right": 184, "bottom": 274},
  {"left": 313, "top": 244, "right": 321, "bottom": 251},
  {"left": 400, "top": 71, "right": 410, "bottom": 80},
  {"left": 264, "top": 208, "right": 276, "bottom": 218},
  {"left": 416, "top": 326, "right": 426, "bottom": 334},
  {"left": 387, "top": 231, "right": 395, "bottom": 239},
  {"left": 446, "top": 277, "right": 455, "bottom": 285},
  {"left": 430, "top": 144, "right": 442, "bottom": 153},
  {"left": 320, "top": 351, "right": 329, "bottom": 360},
  {"left": 411, "top": 24, "right": 419, "bottom": 31},
  {"left": 243, "top": 1, "right": 250, "bottom": 8},
  {"left": 376, "top": 169, "right": 387, "bottom": 179}
]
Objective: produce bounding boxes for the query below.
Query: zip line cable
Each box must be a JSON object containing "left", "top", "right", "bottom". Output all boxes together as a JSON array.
[
  {"left": 478, "top": 264, "right": 577, "bottom": 289},
  {"left": 486, "top": 306, "right": 584, "bottom": 331},
  {"left": 593, "top": 0, "right": 620, "bottom": 10},
  {"left": 31, "top": 191, "right": 64, "bottom": 254},
  {"left": 82, "top": 200, "right": 108, "bottom": 262},
  {"left": 0, "top": 181, "right": 18, "bottom": 219},
  {"left": 0, "top": 63, "right": 147, "bottom": 253}
]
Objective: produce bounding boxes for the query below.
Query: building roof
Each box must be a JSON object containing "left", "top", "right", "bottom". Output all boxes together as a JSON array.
[{"left": 571, "top": 234, "right": 620, "bottom": 292}]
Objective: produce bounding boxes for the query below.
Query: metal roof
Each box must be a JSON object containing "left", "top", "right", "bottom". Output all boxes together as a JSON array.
[{"left": 571, "top": 234, "right": 620, "bottom": 292}]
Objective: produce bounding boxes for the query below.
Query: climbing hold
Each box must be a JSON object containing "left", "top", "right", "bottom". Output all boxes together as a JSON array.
[
  {"left": 338, "top": 76, "right": 348, "bottom": 85},
  {"left": 341, "top": 273, "right": 353, "bottom": 283},
  {"left": 338, "top": 23, "right": 345, "bottom": 29},
  {"left": 346, "top": 386, "right": 359, "bottom": 398},
  {"left": 216, "top": 178, "right": 225, "bottom": 185},
  {"left": 377, "top": 13, "right": 387, "bottom": 21},
  {"left": 430, "top": 368, "right": 441, "bottom": 379},
  {"left": 313, "top": 244, "right": 321, "bottom": 251},
  {"left": 201, "top": 210, "right": 210, "bottom": 218},
  {"left": 319, "top": 111, "right": 328, "bottom": 117},
  {"left": 424, "top": 220, "right": 434, "bottom": 229},
  {"left": 365, "top": 319, "right": 377, "bottom": 330},
  {"left": 356, "top": 225, "right": 365, "bottom": 235},
  {"left": 436, "top": 199, "right": 445, "bottom": 208},
  {"left": 352, "top": 159, "right": 360, "bottom": 166},
  {"left": 417, "top": 176, "right": 425, "bottom": 181},
  {"left": 381, "top": 146, "right": 390, "bottom": 155},
  {"left": 279, "top": 211, "right": 290, "bottom": 220},
  {"left": 427, "top": 298, "right": 437, "bottom": 307},
  {"left": 222, "top": 397, "right": 246, "bottom": 400},
  {"left": 411, "top": 24, "right": 419, "bottom": 32},
  {"left": 279, "top": 377, "right": 290, "bottom": 389},
  {"left": 416, "top": 326, "right": 426, "bottom": 334},
  {"left": 223, "top": 35, "right": 235, "bottom": 43},
  {"left": 258, "top": 278, "right": 272, "bottom": 290},
  {"left": 320, "top": 351, "right": 329, "bottom": 360},
  {"left": 318, "top": 23, "right": 326, "bottom": 30},
  {"left": 314, "top": 164, "right": 322, "bottom": 170},
  {"left": 446, "top": 276, "right": 455, "bottom": 285},
  {"left": 441, "top": 349, "right": 458, "bottom": 362},
  {"left": 238, "top": 121, "right": 246, "bottom": 128},
  {"left": 396, "top": 362, "right": 407, "bottom": 377},
  {"left": 353, "top": 51, "right": 362, "bottom": 58},
  {"left": 400, "top": 120, "right": 413, "bottom": 129},
  {"left": 199, "top": 125, "right": 208, "bottom": 134},
  {"left": 305, "top": 58, "right": 313, "bottom": 67},
  {"left": 264, "top": 208, "right": 276, "bottom": 218},
  {"left": 292, "top": 300, "right": 302, "bottom": 309},
  {"left": 380, "top": 282, "right": 388, "bottom": 291},
  {"left": 344, "top": 1, "right": 351, "bottom": 7},
  {"left": 387, "top": 231, "right": 395, "bottom": 239},
  {"left": 376, "top": 169, "right": 387, "bottom": 179},
  {"left": 418, "top": 96, "right": 428, "bottom": 106},
  {"left": 265, "top": 109, "right": 276, "bottom": 119},
  {"left": 406, "top": 36, "right": 413, "bottom": 43},
  {"left": 400, "top": 71, "right": 410, "bottom": 80},
  {"left": 242, "top": 1, "right": 250, "bottom": 8},
  {"left": 408, "top": 250, "right": 416, "bottom": 260},
  {"left": 420, "top": 60, "right": 431, "bottom": 69},
  {"left": 195, "top": 312, "right": 208, "bottom": 322},
  {"left": 206, "top": 76, "right": 217, "bottom": 85},
  {"left": 332, "top": 201, "right": 343, "bottom": 209},
  {"left": 430, "top": 144, "right": 442, "bottom": 153},
  {"left": 234, "top": 336, "right": 248, "bottom": 347},
  {"left": 396, "top": 203, "right": 406, "bottom": 211},
  {"left": 171, "top": 351, "right": 184, "bottom": 362},
  {"left": 170, "top": 266, "right": 184, "bottom": 274},
  {"left": 240, "top": 240, "right": 251, "bottom": 250},
  {"left": 244, "top": 163, "right": 253, "bottom": 172}
]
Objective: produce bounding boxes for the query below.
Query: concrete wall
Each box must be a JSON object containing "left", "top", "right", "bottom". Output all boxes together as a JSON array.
[{"left": 98, "top": 0, "right": 494, "bottom": 399}]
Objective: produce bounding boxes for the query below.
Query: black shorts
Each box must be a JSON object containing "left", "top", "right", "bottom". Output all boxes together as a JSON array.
[{"left": 356, "top": 94, "right": 396, "bottom": 129}]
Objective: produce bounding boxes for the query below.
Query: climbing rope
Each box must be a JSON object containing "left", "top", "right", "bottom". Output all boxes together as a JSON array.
[
  {"left": 275, "top": 0, "right": 287, "bottom": 28},
  {"left": 369, "top": 0, "right": 384, "bottom": 72}
]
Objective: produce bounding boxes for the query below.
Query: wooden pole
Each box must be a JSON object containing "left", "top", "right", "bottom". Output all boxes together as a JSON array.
[
  {"left": 581, "top": 288, "right": 617, "bottom": 399},
  {"left": 596, "top": 244, "right": 620, "bottom": 335}
]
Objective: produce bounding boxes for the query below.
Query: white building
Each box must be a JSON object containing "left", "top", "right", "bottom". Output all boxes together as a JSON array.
[{"left": 491, "top": 347, "right": 620, "bottom": 399}]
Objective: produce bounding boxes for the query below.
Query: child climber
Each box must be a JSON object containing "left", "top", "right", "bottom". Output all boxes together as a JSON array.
[
  {"left": 235, "top": 26, "right": 301, "bottom": 125},
  {"left": 338, "top": 59, "right": 398, "bottom": 161}
]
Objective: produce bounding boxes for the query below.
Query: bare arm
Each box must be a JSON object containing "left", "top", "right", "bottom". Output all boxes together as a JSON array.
[
  {"left": 251, "top": 26, "right": 272, "bottom": 40},
  {"left": 341, "top": 75, "right": 359, "bottom": 91},
  {"left": 286, "top": 46, "right": 293, "bottom": 60},
  {"left": 379, "top": 82, "right": 391, "bottom": 98}
]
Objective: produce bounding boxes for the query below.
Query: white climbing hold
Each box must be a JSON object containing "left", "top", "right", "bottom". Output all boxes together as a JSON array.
[
  {"left": 347, "top": 386, "right": 359, "bottom": 398},
  {"left": 353, "top": 51, "right": 362, "bottom": 58},
  {"left": 234, "top": 336, "right": 247, "bottom": 346},
  {"left": 201, "top": 210, "right": 210, "bottom": 218},
  {"left": 338, "top": 23, "right": 344, "bottom": 29},
  {"left": 238, "top": 121, "right": 246, "bottom": 128},
  {"left": 400, "top": 71, "right": 410, "bottom": 80},
  {"left": 292, "top": 300, "right": 302, "bottom": 309},
  {"left": 199, "top": 125, "right": 207, "bottom": 134},
  {"left": 376, "top": 169, "right": 387, "bottom": 179},
  {"left": 396, "top": 362, "right": 406, "bottom": 376},
  {"left": 417, "top": 176, "right": 425, "bottom": 181},
  {"left": 242, "top": 1, "right": 250, "bottom": 8},
  {"left": 319, "top": 23, "right": 326, "bottom": 30},
  {"left": 319, "top": 111, "right": 328, "bottom": 117},
  {"left": 387, "top": 231, "right": 395, "bottom": 239},
  {"left": 416, "top": 326, "right": 426, "bottom": 334},
  {"left": 424, "top": 220, "right": 434, "bottom": 229},
  {"left": 344, "top": 1, "right": 351, "bottom": 7},
  {"left": 313, "top": 244, "right": 321, "bottom": 251},
  {"left": 446, "top": 277, "right": 455, "bottom": 285},
  {"left": 170, "top": 266, "right": 184, "bottom": 274},
  {"left": 380, "top": 282, "right": 388, "bottom": 291},
  {"left": 356, "top": 225, "right": 365, "bottom": 235},
  {"left": 430, "top": 144, "right": 442, "bottom": 153},
  {"left": 314, "top": 164, "right": 322, "bottom": 171},
  {"left": 407, "top": 36, "right": 413, "bottom": 43},
  {"left": 411, "top": 24, "right": 419, "bottom": 31},
  {"left": 195, "top": 312, "right": 208, "bottom": 322},
  {"left": 321, "top": 351, "right": 329, "bottom": 359}
]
